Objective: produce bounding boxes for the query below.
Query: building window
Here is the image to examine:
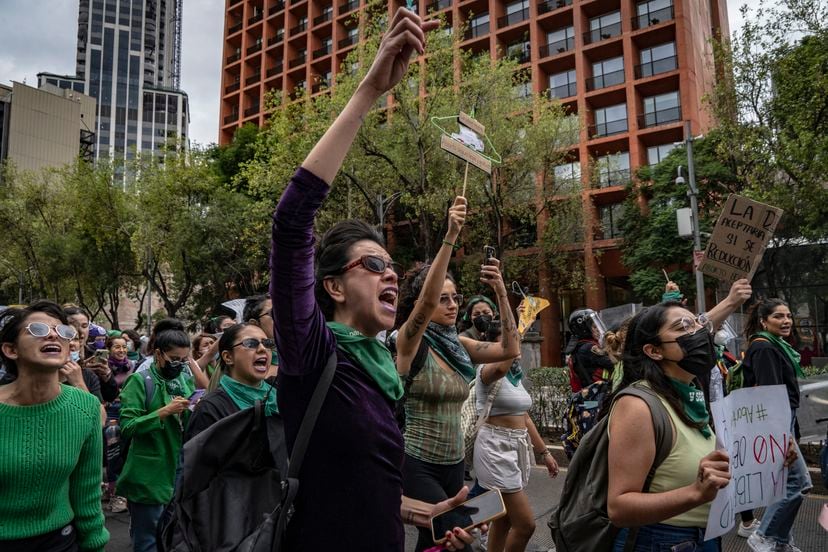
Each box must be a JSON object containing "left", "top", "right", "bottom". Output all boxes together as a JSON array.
[
  {"left": 647, "top": 143, "right": 676, "bottom": 165},
  {"left": 637, "top": 42, "right": 677, "bottom": 78},
  {"left": 599, "top": 203, "right": 625, "bottom": 239},
  {"left": 467, "top": 13, "right": 490, "bottom": 39},
  {"left": 595, "top": 152, "right": 631, "bottom": 188},
  {"left": 512, "top": 82, "right": 532, "bottom": 99},
  {"left": 549, "top": 69, "right": 576, "bottom": 99},
  {"left": 501, "top": 0, "right": 530, "bottom": 27},
  {"left": 588, "top": 56, "right": 624, "bottom": 91},
  {"left": 634, "top": 0, "right": 674, "bottom": 30},
  {"left": 641, "top": 91, "right": 681, "bottom": 128},
  {"left": 554, "top": 161, "right": 581, "bottom": 193},
  {"left": 506, "top": 40, "right": 531, "bottom": 63},
  {"left": 586, "top": 10, "right": 621, "bottom": 44},
  {"left": 593, "top": 103, "right": 628, "bottom": 137},
  {"left": 543, "top": 26, "right": 575, "bottom": 57}
]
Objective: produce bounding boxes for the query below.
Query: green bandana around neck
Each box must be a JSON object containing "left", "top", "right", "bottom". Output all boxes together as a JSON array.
[
  {"left": 505, "top": 359, "right": 524, "bottom": 387},
  {"left": 326, "top": 322, "right": 403, "bottom": 401},
  {"left": 219, "top": 374, "right": 279, "bottom": 415},
  {"left": 668, "top": 377, "right": 711, "bottom": 438},
  {"left": 423, "top": 322, "right": 476, "bottom": 384},
  {"left": 753, "top": 331, "right": 805, "bottom": 379}
]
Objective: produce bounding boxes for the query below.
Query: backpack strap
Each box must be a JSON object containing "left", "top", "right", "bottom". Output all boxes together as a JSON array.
[
  {"left": 616, "top": 384, "right": 673, "bottom": 552},
  {"left": 404, "top": 339, "right": 430, "bottom": 390}
]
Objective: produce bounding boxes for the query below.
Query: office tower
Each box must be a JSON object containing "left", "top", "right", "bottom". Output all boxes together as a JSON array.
[
  {"left": 218, "top": 0, "right": 729, "bottom": 361},
  {"left": 40, "top": 0, "right": 189, "bottom": 163}
]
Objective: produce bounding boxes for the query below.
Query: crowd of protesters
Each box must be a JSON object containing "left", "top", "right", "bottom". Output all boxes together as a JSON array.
[{"left": 0, "top": 8, "right": 818, "bottom": 552}]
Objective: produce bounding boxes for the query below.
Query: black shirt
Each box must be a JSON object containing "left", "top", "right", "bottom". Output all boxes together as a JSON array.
[
  {"left": 184, "top": 388, "right": 239, "bottom": 443},
  {"left": 742, "top": 339, "right": 800, "bottom": 409}
]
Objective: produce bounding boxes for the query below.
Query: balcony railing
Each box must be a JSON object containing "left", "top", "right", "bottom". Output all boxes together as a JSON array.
[
  {"left": 228, "top": 21, "right": 243, "bottom": 35},
  {"left": 506, "top": 46, "right": 531, "bottom": 64},
  {"left": 597, "top": 168, "right": 631, "bottom": 188},
  {"left": 243, "top": 104, "right": 261, "bottom": 117},
  {"left": 224, "top": 112, "right": 239, "bottom": 124},
  {"left": 248, "top": 12, "right": 264, "bottom": 25},
  {"left": 290, "top": 21, "right": 307, "bottom": 35},
  {"left": 289, "top": 54, "right": 307, "bottom": 68},
  {"left": 632, "top": 4, "right": 675, "bottom": 30},
  {"left": 634, "top": 55, "right": 678, "bottom": 78},
  {"left": 427, "top": 0, "right": 452, "bottom": 12},
  {"left": 498, "top": 8, "right": 530, "bottom": 28},
  {"left": 246, "top": 41, "right": 263, "bottom": 55},
  {"left": 539, "top": 36, "right": 574, "bottom": 57},
  {"left": 464, "top": 22, "right": 489, "bottom": 40},
  {"left": 266, "top": 63, "right": 283, "bottom": 77},
  {"left": 538, "top": 0, "right": 572, "bottom": 15},
  {"left": 225, "top": 81, "right": 241, "bottom": 94},
  {"left": 226, "top": 51, "right": 242, "bottom": 64},
  {"left": 313, "top": 44, "right": 332, "bottom": 58},
  {"left": 339, "top": 0, "right": 359, "bottom": 13},
  {"left": 268, "top": 33, "right": 284, "bottom": 45},
  {"left": 638, "top": 106, "right": 681, "bottom": 128},
  {"left": 585, "top": 68, "right": 625, "bottom": 91},
  {"left": 339, "top": 34, "right": 358, "bottom": 48},
  {"left": 269, "top": 2, "right": 285, "bottom": 15},
  {"left": 246, "top": 72, "right": 261, "bottom": 85},
  {"left": 590, "top": 118, "right": 628, "bottom": 137},
  {"left": 548, "top": 82, "right": 576, "bottom": 99},
  {"left": 583, "top": 21, "right": 622, "bottom": 45},
  {"left": 313, "top": 11, "right": 333, "bottom": 26}
]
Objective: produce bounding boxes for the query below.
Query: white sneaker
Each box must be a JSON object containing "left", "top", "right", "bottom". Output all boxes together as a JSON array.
[
  {"left": 737, "top": 518, "right": 760, "bottom": 538},
  {"left": 747, "top": 532, "right": 777, "bottom": 552}
]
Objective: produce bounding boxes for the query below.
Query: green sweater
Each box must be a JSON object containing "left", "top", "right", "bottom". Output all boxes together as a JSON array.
[
  {"left": 0, "top": 384, "right": 109, "bottom": 550},
  {"left": 117, "top": 365, "right": 194, "bottom": 504}
]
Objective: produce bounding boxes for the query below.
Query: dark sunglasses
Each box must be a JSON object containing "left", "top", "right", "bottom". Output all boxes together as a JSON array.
[
  {"left": 439, "top": 293, "right": 464, "bottom": 306},
  {"left": 232, "top": 338, "right": 276, "bottom": 350},
  {"left": 337, "top": 255, "right": 406, "bottom": 280},
  {"left": 25, "top": 322, "right": 77, "bottom": 340}
]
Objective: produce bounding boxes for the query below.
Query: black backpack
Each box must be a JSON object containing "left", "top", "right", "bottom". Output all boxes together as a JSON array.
[
  {"left": 548, "top": 384, "right": 672, "bottom": 552},
  {"left": 158, "top": 352, "right": 336, "bottom": 552}
]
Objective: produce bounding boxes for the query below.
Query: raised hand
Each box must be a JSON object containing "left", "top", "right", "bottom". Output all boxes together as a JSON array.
[
  {"left": 446, "top": 196, "right": 467, "bottom": 242},
  {"left": 480, "top": 258, "right": 507, "bottom": 296},
  {"left": 360, "top": 8, "right": 440, "bottom": 97}
]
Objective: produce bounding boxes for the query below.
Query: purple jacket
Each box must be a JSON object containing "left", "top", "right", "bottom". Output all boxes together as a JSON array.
[{"left": 271, "top": 168, "right": 405, "bottom": 550}]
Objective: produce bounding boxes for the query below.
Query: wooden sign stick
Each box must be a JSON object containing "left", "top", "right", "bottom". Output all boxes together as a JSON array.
[
  {"left": 662, "top": 269, "right": 670, "bottom": 283},
  {"left": 461, "top": 161, "right": 470, "bottom": 197}
]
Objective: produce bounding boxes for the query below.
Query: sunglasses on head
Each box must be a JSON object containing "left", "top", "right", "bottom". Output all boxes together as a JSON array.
[
  {"left": 439, "top": 293, "right": 464, "bottom": 306},
  {"left": 25, "top": 322, "right": 77, "bottom": 340},
  {"left": 232, "top": 338, "right": 276, "bottom": 350},
  {"left": 337, "top": 255, "right": 406, "bottom": 280}
]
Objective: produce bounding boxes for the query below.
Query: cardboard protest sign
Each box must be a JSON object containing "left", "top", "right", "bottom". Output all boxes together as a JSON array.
[
  {"left": 704, "top": 385, "right": 791, "bottom": 540},
  {"left": 517, "top": 296, "right": 550, "bottom": 336},
  {"left": 698, "top": 194, "right": 783, "bottom": 283}
]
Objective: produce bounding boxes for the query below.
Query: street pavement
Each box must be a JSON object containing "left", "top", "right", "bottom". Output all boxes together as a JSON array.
[{"left": 104, "top": 464, "right": 827, "bottom": 551}]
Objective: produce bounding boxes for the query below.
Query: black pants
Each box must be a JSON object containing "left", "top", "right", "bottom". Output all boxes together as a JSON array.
[
  {"left": 402, "top": 453, "right": 465, "bottom": 552},
  {"left": 0, "top": 524, "right": 78, "bottom": 552}
]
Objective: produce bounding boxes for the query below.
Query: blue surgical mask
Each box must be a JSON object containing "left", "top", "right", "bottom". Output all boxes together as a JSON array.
[{"left": 70, "top": 351, "right": 81, "bottom": 362}]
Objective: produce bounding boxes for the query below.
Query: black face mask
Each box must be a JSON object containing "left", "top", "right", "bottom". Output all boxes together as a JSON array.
[
  {"left": 472, "top": 314, "right": 493, "bottom": 333},
  {"left": 673, "top": 328, "right": 716, "bottom": 378},
  {"left": 159, "top": 359, "right": 186, "bottom": 380}
]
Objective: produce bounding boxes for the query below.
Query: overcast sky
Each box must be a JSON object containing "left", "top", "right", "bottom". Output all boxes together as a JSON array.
[{"left": 0, "top": 0, "right": 760, "bottom": 147}]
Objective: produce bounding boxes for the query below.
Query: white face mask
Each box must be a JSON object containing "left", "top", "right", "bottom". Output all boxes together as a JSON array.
[
  {"left": 70, "top": 351, "right": 81, "bottom": 362},
  {"left": 126, "top": 341, "right": 135, "bottom": 352}
]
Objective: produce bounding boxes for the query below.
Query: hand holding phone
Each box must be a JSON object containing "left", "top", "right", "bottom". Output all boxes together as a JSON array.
[
  {"left": 483, "top": 245, "right": 496, "bottom": 265},
  {"left": 187, "top": 389, "right": 206, "bottom": 411},
  {"left": 431, "top": 489, "right": 505, "bottom": 544},
  {"left": 94, "top": 349, "right": 110, "bottom": 362}
]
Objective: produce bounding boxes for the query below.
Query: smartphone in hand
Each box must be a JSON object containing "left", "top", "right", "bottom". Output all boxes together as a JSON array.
[
  {"left": 187, "top": 389, "right": 206, "bottom": 411},
  {"left": 483, "top": 245, "right": 496, "bottom": 265},
  {"left": 94, "top": 349, "right": 110, "bottom": 362},
  {"left": 431, "top": 489, "right": 506, "bottom": 544}
]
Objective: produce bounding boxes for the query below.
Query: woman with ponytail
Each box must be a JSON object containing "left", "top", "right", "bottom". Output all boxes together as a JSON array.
[
  {"left": 604, "top": 302, "right": 731, "bottom": 551},
  {"left": 185, "top": 323, "right": 278, "bottom": 442},
  {"left": 742, "top": 299, "right": 810, "bottom": 552}
]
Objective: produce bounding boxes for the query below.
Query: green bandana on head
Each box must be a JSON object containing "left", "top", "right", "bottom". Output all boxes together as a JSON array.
[
  {"left": 219, "top": 374, "right": 279, "bottom": 415},
  {"left": 668, "top": 377, "right": 711, "bottom": 438},
  {"left": 753, "top": 331, "right": 805, "bottom": 379},
  {"left": 326, "top": 322, "right": 403, "bottom": 401}
]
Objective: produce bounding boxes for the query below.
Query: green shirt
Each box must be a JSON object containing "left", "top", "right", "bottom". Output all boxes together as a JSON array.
[
  {"left": 117, "top": 366, "right": 195, "bottom": 504},
  {"left": 0, "top": 385, "right": 109, "bottom": 550}
]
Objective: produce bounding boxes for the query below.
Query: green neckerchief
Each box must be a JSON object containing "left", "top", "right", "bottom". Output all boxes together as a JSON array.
[
  {"left": 326, "top": 322, "right": 403, "bottom": 401},
  {"left": 127, "top": 351, "right": 140, "bottom": 362},
  {"left": 218, "top": 374, "right": 279, "bottom": 415},
  {"left": 753, "top": 331, "right": 806, "bottom": 379},
  {"left": 667, "top": 377, "right": 711, "bottom": 438},
  {"left": 505, "top": 359, "right": 524, "bottom": 387},
  {"left": 423, "top": 322, "right": 476, "bottom": 384}
]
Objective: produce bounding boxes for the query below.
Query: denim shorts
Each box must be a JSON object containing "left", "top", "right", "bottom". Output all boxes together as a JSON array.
[{"left": 614, "top": 523, "right": 721, "bottom": 552}]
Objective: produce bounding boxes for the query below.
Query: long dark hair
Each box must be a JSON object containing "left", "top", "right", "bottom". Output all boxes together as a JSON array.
[
  {"left": 600, "top": 302, "right": 709, "bottom": 433},
  {"left": 314, "top": 220, "right": 385, "bottom": 319},
  {"left": 395, "top": 263, "right": 457, "bottom": 328},
  {"left": 744, "top": 299, "right": 789, "bottom": 339},
  {"left": 0, "top": 300, "right": 70, "bottom": 376}
]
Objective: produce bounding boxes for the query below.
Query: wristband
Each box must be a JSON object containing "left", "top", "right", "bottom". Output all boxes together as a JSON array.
[
  {"left": 538, "top": 449, "right": 551, "bottom": 456},
  {"left": 442, "top": 239, "right": 460, "bottom": 250}
]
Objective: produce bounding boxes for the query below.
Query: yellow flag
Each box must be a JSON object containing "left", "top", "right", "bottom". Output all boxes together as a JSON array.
[{"left": 518, "top": 296, "right": 550, "bottom": 335}]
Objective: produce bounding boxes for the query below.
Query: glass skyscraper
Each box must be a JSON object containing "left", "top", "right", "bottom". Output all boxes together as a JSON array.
[{"left": 39, "top": 0, "right": 189, "bottom": 163}]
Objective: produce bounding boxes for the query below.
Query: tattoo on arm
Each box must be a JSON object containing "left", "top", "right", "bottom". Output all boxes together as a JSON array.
[{"left": 404, "top": 312, "right": 427, "bottom": 339}]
